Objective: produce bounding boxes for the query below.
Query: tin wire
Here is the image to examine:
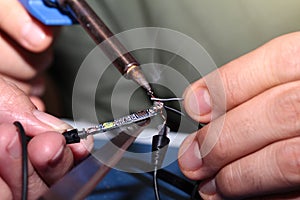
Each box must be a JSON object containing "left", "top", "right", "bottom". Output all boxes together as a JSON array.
[
  {"left": 163, "top": 105, "right": 185, "bottom": 117},
  {"left": 150, "top": 97, "right": 184, "bottom": 102}
]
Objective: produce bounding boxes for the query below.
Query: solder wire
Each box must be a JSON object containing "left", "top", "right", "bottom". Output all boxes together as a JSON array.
[
  {"left": 164, "top": 105, "right": 185, "bottom": 117},
  {"left": 150, "top": 97, "right": 184, "bottom": 102},
  {"left": 151, "top": 97, "right": 185, "bottom": 117}
]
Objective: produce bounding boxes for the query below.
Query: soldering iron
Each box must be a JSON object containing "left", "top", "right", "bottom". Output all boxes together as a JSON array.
[
  {"left": 18, "top": 2, "right": 199, "bottom": 199},
  {"left": 19, "top": 0, "right": 187, "bottom": 147},
  {"left": 19, "top": 0, "right": 154, "bottom": 96}
]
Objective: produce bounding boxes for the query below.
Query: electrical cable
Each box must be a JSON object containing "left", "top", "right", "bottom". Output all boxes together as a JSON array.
[
  {"left": 153, "top": 168, "right": 160, "bottom": 200},
  {"left": 151, "top": 124, "right": 170, "bottom": 200},
  {"left": 13, "top": 121, "right": 28, "bottom": 200},
  {"left": 116, "top": 157, "right": 202, "bottom": 199}
]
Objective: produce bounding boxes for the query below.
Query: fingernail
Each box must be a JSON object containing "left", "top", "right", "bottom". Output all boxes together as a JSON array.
[
  {"left": 49, "top": 146, "right": 64, "bottom": 167},
  {"left": 180, "top": 139, "right": 203, "bottom": 171},
  {"left": 186, "top": 87, "right": 211, "bottom": 116},
  {"left": 33, "top": 110, "right": 72, "bottom": 131},
  {"left": 7, "top": 133, "right": 21, "bottom": 159},
  {"left": 199, "top": 179, "right": 217, "bottom": 197},
  {"left": 22, "top": 21, "right": 46, "bottom": 48}
]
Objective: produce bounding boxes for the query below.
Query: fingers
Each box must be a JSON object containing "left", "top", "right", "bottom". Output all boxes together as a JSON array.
[
  {"left": 0, "top": 177, "right": 12, "bottom": 199},
  {"left": 28, "top": 132, "right": 93, "bottom": 182},
  {"left": 0, "top": 124, "right": 87, "bottom": 199},
  {"left": 0, "top": 33, "right": 53, "bottom": 81},
  {"left": 0, "top": 0, "right": 54, "bottom": 96},
  {"left": 68, "top": 136, "right": 93, "bottom": 163},
  {"left": 184, "top": 32, "right": 300, "bottom": 123},
  {"left": 30, "top": 96, "right": 46, "bottom": 111},
  {"left": 179, "top": 35, "right": 300, "bottom": 199},
  {"left": 0, "top": 77, "right": 70, "bottom": 134},
  {"left": 0, "top": 0, "right": 54, "bottom": 52},
  {"left": 28, "top": 132, "right": 74, "bottom": 185},
  {"left": 179, "top": 81, "right": 300, "bottom": 180},
  {"left": 1, "top": 73, "right": 47, "bottom": 97},
  {"left": 0, "top": 123, "right": 48, "bottom": 199},
  {"left": 0, "top": 77, "right": 92, "bottom": 167},
  {"left": 0, "top": 1, "right": 54, "bottom": 89},
  {"left": 199, "top": 137, "right": 300, "bottom": 199}
]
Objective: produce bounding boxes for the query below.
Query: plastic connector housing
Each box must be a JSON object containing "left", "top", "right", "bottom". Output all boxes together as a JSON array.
[
  {"left": 19, "top": 0, "right": 75, "bottom": 25},
  {"left": 63, "top": 129, "right": 81, "bottom": 144}
]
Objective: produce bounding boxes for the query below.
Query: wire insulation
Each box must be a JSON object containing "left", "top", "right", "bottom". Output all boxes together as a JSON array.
[
  {"left": 152, "top": 125, "right": 170, "bottom": 200},
  {"left": 13, "top": 121, "right": 28, "bottom": 200},
  {"left": 153, "top": 168, "right": 161, "bottom": 200}
]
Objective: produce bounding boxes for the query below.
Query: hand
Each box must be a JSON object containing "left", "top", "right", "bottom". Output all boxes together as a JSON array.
[
  {"left": 178, "top": 32, "right": 300, "bottom": 199},
  {"left": 0, "top": 77, "right": 93, "bottom": 199},
  {"left": 0, "top": 2, "right": 92, "bottom": 197},
  {"left": 0, "top": 0, "right": 57, "bottom": 109}
]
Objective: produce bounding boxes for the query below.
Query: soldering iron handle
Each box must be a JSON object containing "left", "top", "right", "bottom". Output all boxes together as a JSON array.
[{"left": 62, "top": 0, "right": 139, "bottom": 74}]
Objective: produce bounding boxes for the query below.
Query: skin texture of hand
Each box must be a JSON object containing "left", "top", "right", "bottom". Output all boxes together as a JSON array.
[
  {"left": 0, "top": 1, "right": 93, "bottom": 199},
  {"left": 0, "top": 77, "right": 93, "bottom": 200},
  {"left": 178, "top": 32, "right": 300, "bottom": 199},
  {"left": 0, "top": 0, "right": 56, "bottom": 100}
]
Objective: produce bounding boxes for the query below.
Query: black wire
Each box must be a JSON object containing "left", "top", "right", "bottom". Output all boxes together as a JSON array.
[
  {"left": 191, "top": 181, "right": 202, "bottom": 200},
  {"left": 151, "top": 125, "right": 170, "bottom": 200},
  {"left": 13, "top": 121, "right": 28, "bottom": 200}
]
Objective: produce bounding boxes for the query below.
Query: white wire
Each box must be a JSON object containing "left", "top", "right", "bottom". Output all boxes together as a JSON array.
[
  {"left": 164, "top": 105, "right": 185, "bottom": 116},
  {"left": 151, "top": 97, "right": 184, "bottom": 102},
  {"left": 153, "top": 168, "right": 160, "bottom": 200}
]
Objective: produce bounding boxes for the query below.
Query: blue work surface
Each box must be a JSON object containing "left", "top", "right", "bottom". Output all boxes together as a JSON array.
[{"left": 87, "top": 143, "right": 194, "bottom": 200}]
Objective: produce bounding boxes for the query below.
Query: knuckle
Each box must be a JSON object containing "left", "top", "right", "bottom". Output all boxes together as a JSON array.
[
  {"left": 268, "top": 33, "right": 300, "bottom": 81},
  {"left": 216, "top": 164, "right": 243, "bottom": 197},
  {"left": 221, "top": 69, "right": 242, "bottom": 106},
  {"left": 204, "top": 124, "right": 232, "bottom": 168},
  {"left": 269, "top": 85, "right": 300, "bottom": 134},
  {"left": 276, "top": 139, "right": 300, "bottom": 185},
  {"left": 0, "top": 78, "right": 28, "bottom": 107},
  {"left": 273, "top": 33, "right": 300, "bottom": 64}
]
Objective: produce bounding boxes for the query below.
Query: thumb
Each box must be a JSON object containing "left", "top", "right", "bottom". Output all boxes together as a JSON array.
[{"left": 0, "top": 78, "right": 70, "bottom": 135}]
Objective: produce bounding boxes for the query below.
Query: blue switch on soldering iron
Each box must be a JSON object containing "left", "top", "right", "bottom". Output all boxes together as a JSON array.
[{"left": 19, "top": 0, "right": 76, "bottom": 25}]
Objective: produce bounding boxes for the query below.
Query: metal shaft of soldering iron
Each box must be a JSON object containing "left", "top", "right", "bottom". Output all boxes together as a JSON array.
[{"left": 59, "top": 0, "right": 153, "bottom": 95}]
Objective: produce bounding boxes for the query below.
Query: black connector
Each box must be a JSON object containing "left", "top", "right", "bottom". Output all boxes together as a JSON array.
[
  {"left": 62, "top": 129, "right": 81, "bottom": 144},
  {"left": 151, "top": 125, "right": 170, "bottom": 169},
  {"left": 151, "top": 124, "right": 170, "bottom": 200},
  {"left": 26, "top": 129, "right": 81, "bottom": 145}
]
